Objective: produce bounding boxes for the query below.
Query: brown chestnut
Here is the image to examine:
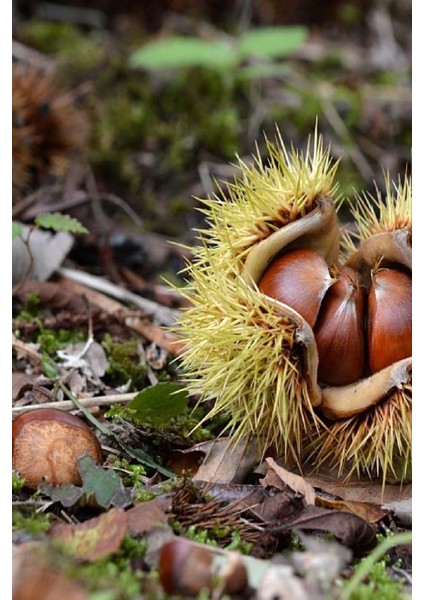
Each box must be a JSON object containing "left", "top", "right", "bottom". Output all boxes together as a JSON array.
[
  {"left": 258, "top": 248, "right": 335, "bottom": 327},
  {"left": 12, "top": 408, "right": 103, "bottom": 489},
  {"left": 158, "top": 537, "right": 248, "bottom": 596},
  {"left": 314, "top": 266, "right": 366, "bottom": 385},
  {"left": 367, "top": 267, "right": 412, "bottom": 373}
]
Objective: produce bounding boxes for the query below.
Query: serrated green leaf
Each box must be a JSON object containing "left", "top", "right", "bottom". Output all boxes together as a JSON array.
[
  {"left": 35, "top": 212, "right": 89, "bottom": 234},
  {"left": 237, "top": 26, "right": 307, "bottom": 60},
  {"left": 39, "top": 482, "right": 84, "bottom": 507},
  {"left": 128, "top": 382, "right": 189, "bottom": 426},
  {"left": 129, "top": 36, "right": 235, "bottom": 70},
  {"left": 78, "top": 455, "right": 132, "bottom": 509},
  {"left": 12, "top": 221, "right": 24, "bottom": 239}
]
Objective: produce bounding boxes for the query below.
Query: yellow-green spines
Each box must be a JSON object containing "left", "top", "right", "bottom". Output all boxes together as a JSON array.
[
  {"left": 177, "top": 265, "right": 318, "bottom": 460},
  {"left": 176, "top": 130, "right": 338, "bottom": 459},
  {"left": 191, "top": 131, "right": 340, "bottom": 273},
  {"left": 343, "top": 171, "right": 412, "bottom": 255},
  {"left": 308, "top": 385, "right": 411, "bottom": 485}
]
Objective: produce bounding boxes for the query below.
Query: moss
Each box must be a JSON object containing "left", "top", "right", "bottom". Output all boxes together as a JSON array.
[
  {"left": 12, "top": 471, "right": 26, "bottom": 494},
  {"left": 102, "top": 334, "right": 147, "bottom": 391},
  {"left": 12, "top": 508, "right": 52, "bottom": 536},
  {"left": 20, "top": 20, "right": 105, "bottom": 77},
  {"left": 106, "top": 456, "right": 157, "bottom": 502},
  {"left": 37, "top": 328, "right": 86, "bottom": 356},
  {"left": 344, "top": 560, "right": 410, "bottom": 600},
  {"left": 58, "top": 535, "right": 151, "bottom": 599}
]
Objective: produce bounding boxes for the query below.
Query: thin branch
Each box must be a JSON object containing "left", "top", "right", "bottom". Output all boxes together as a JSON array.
[
  {"left": 58, "top": 266, "right": 180, "bottom": 326},
  {"left": 12, "top": 393, "right": 138, "bottom": 417}
]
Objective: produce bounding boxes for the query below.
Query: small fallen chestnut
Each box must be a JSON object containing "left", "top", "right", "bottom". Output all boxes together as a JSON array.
[
  {"left": 158, "top": 537, "right": 248, "bottom": 596},
  {"left": 12, "top": 408, "right": 102, "bottom": 489}
]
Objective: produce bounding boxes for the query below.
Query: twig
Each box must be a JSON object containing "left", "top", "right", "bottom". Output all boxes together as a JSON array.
[
  {"left": 58, "top": 266, "right": 180, "bottom": 327},
  {"left": 12, "top": 334, "right": 42, "bottom": 364},
  {"left": 12, "top": 40, "right": 56, "bottom": 71},
  {"left": 12, "top": 393, "right": 138, "bottom": 417}
]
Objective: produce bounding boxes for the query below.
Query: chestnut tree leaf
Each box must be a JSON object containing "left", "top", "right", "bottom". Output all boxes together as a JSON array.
[
  {"left": 127, "top": 382, "right": 189, "bottom": 426},
  {"left": 78, "top": 455, "right": 132, "bottom": 508}
]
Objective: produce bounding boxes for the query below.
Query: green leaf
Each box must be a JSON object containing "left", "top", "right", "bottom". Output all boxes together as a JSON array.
[
  {"left": 237, "top": 26, "right": 307, "bottom": 60},
  {"left": 12, "top": 221, "right": 24, "bottom": 239},
  {"left": 41, "top": 355, "right": 58, "bottom": 379},
  {"left": 128, "top": 382, "right": 189, "bottom": 426},
  {"left": 238, "top": 62, "right": 290, "bottom": 80},
  {"left": 35, "top": 212, "right": 89, "bottom": 234},
  {"left": 39, "top": 482, "right": 84, "bottom": 507},
  {"left": 129, "top": 36, "right": 235, "bottom": 70},
  {"left": 78, "top": 455, "right": 132, "bottom": 508}
]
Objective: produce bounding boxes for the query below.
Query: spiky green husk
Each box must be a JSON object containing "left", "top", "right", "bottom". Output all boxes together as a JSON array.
[
  {"left": 177, "top": 261, "right": 321, "bottom": 460},
  {"left": 176, "top": 131, "right": 338, "bottom": 460},
  {"left": 342, "top": 171, "right": 412, "bottom": 256},
  {"left": 189, "top": 131, "right": 341, "bottom": 276},
  {"left": 307, "top": 386, "right": 411, "bottom": 486}
]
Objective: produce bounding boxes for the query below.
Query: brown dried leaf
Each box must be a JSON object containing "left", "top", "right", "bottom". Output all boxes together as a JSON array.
[
  {"left": 168, "top": 448, "right": 206, "bottom": 475},
  {"left": 14, "top": 281, "right": 89, "bottom": 313},
  {"left": 12, "top": 372, "right": 38, "bottom": 401},
  {"left": 263, "top": 458, "right": 316, "bottom": 505},
  {"left": 271, "top": 505, "right": 377, "bottom": 556},
  {"left": 302, "top": 465, "right": 411, "bottom": 504},
  {"left": 315, "top": 494, "right": 389, "bottom": 524},
  {"left": 126, "top": 496, "right": 172, "bottom": 535},
  {"left": 188, "top": 437, "right": 261, "bottom": 484},
  {"left": 49, "top": 507, "right": 128, "bottom": 561},
  {"left": 13, "top": 545, "right": 88, "bottom": 600}
]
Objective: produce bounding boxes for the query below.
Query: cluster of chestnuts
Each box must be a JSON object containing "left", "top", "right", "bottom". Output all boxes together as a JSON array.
[
  {"left": 258, "top": 248, "right": 411, "bottom": 386},
  {"left": 174, "top": 131, "right": 412, "bottom": 484}
]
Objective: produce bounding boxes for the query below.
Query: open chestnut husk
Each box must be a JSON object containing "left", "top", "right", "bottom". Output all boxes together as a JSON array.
[
  {"left": 174, "top": 131, "right": 411, "bottom": 485},
  {"left": 12, "top": 408, "right": 103, "bottom": 489}
]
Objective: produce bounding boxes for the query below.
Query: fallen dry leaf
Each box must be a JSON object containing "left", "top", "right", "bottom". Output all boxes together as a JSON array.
[
  {"left": 263, "top": 457, "right": 316, "bottom": 506},
  {"left": 315, "top": 494, "right": 389, "bottom": 524},
  {"left": 302, "top": 464, "right": 411, "bottom": 504},
  {"left": 13, "top": 226, "right": 74, "bottom": 285},
  {"left": 13, "top": 545, "right": 87, "bottom": 600},
  {"left": 187, "top": 437, "right": 261, "bottom": 484},
  {"left": 269, "top": 505, "right": 377, "bottom": 557},
  {"left": 49, "top": 507, "right": 128, "bottom": 561},
  {"left": 12, "top": 372, "right": 39, "bottom": 401},
  {"left": 126, "top": 496, "right": 172, "bottom": 535},
  {"left": 14, "top": 281, "right": 90, "bottom": 313},
  {"left": 382, "top": 497, "right": 412, "bottom": 528}
]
